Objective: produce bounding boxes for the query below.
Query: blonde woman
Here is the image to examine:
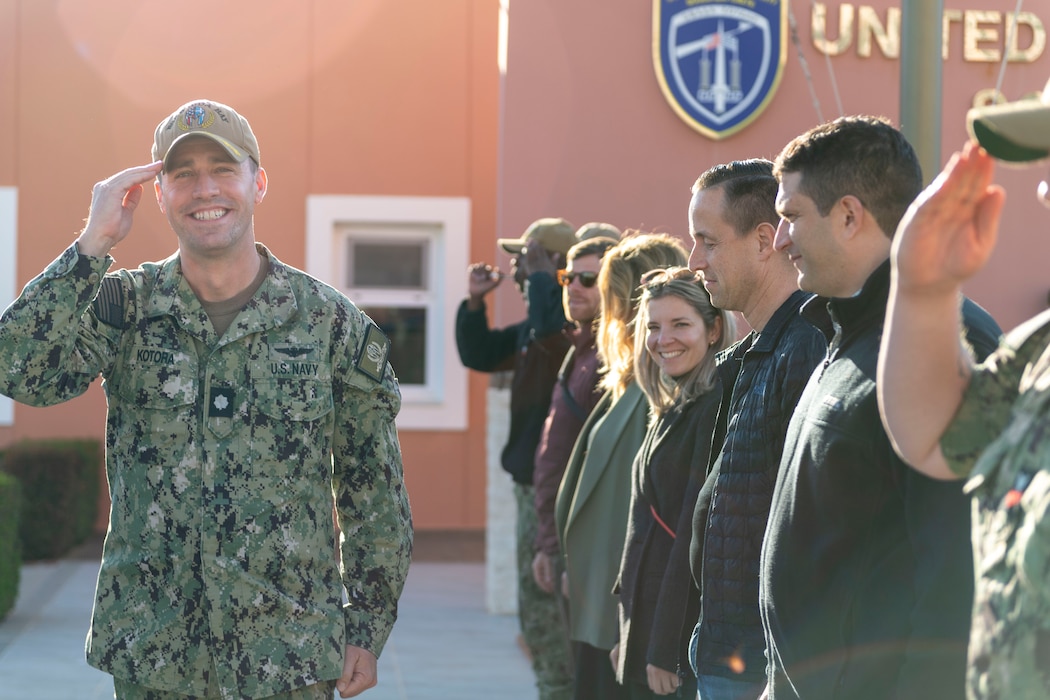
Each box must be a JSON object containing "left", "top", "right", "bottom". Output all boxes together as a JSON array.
[
  {"left": 555, "top": 232, "right": 687, "bottom": 700},
  {"left": 612, "top": 268, "right": 734, "bottom": 698}
]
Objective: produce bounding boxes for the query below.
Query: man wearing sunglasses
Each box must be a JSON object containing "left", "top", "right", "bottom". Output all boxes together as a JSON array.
[{"left": 456, "top": 217, "right": 592, "bottom": 700}]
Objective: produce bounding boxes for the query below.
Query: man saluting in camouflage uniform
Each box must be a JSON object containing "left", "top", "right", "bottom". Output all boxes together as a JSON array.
[
  {"left": 0, "top": 99, "right": 412, "bottom": 700},
  {"left": 879, "top": 79, "right": 1050, "bottom": 698}
]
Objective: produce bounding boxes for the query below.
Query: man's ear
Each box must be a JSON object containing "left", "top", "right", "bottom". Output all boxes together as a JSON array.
[
  {"left": 754, "top": 221, "right": 778, "bottom": 258},
  {"left": 839, "top": 195, "right": 866, "bottom": 239},
  {"left": 255, "top": 166, "right": 268, "bottom": 204},
  {"left": 154, "top": 178, "right": 165, "bottom": 213}
]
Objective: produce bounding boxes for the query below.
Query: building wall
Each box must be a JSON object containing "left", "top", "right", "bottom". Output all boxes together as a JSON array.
[
  {"left": 0, "top": 0, "right": 499, "bottom": 531},
  {"left": 2, "top": 1, "right": 1049, "bottom": 534},
  {"left": 495, "top": 1, "right": 1050, "bottom": 332}
]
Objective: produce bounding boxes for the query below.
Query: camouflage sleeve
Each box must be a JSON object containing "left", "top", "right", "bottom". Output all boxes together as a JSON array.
[
  {"left": 942, "top": 310, "right": 1050, "bottom": 478},
  {"left": 331, "top": 311, "right": 413, "bottom": 657},
  {"left": 0, "top": 244, "right": 121, "bottom": 405}
]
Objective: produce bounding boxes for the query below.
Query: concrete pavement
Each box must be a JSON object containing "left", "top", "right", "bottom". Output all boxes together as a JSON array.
[{"left": 0, "top": 546, "right": 537, "bottom": 700}]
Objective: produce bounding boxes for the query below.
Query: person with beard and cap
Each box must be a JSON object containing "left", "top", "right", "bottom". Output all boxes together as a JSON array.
[
  {"left": 531, "top": 231, "right": 621, "bottom": 688},
  {"left": 456, "top": 216, "right": 580, "bottom": 700},
  {"left": 878, "top": 77, "right": 1050, "bottom": 699},
  {"left": 0, "top": 99, "right": 413, "bottom": 699},
  {"left": 532, "top": 222, "right": 622, "bottom": 599},
  {"left": 760, "top": 115, "right": 1002, "bottom": 700},
  {"left": 556, "top": 231, "right": 687, "bottom": 700}
]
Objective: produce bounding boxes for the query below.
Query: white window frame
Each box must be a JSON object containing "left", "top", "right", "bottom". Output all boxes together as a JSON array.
[
  {"left": 306, "top": 195, "right": 469, "bottom": 431},
  {"left": 0, "top": 188, "right": 16, "bottom": 425}
]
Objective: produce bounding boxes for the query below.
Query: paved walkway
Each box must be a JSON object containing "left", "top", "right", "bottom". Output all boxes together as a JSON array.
[{"left": 0, "top": 554, "right": 536, "bottom": 700}]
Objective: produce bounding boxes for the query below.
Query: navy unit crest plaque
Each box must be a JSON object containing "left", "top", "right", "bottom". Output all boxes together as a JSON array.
[{"left": 653, "top": 0, "right": 787, "bottom": 139}]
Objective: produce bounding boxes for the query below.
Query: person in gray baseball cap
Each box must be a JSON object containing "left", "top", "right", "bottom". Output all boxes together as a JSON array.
[
  {"left": 878, "top": 78, "right": 1050, "bottom": 699},
  {"left": 456, "top": 216, "right": 579, "bottom": 700},
  {"left": 0, "top": 99, "right": 413, "bottom": 700}
]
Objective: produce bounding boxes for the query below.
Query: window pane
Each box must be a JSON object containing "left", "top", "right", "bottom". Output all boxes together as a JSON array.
[
  {"left": 350, "top": 242, "right": 426, "bottom": 289},
  {"left": 362, "top": 306, "right": 427, "bottom": 385}
]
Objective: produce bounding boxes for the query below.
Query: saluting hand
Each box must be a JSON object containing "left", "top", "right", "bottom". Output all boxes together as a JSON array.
[
  {"left": 892, "top": 141, "right": 1005, "bottom": 297},
  {"left": 76, "top": 161, "right": 165, "bottom": 258},
  {"left": 467, "top": 262, "right": 503, "bottom": 309}
]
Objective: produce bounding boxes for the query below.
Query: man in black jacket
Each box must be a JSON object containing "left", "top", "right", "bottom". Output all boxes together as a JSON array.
[
  {"left": 686, "top": 159, "right": 826, "bottom": 700},
  {"left": 455, "top": 217, "right": 576, "bottom": 700},
  {"left": 760, "top": 116, "right": 1002, "bottom": 700}
]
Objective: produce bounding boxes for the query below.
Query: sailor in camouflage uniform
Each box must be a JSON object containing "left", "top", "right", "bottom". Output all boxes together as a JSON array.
[
  {"left": 878, "top": 81, "right": 1050, "bottom": 698},
  {"left": 0, "top": 99, "right": 412, "bottom": 699}
]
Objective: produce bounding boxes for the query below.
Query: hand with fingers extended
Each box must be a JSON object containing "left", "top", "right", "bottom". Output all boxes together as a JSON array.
[
  {"left": 892, "top": 141, "right": 1006, "bottom": 297},
  {"left": 76, "top": 161, "right": 165, "bottom": 258}
]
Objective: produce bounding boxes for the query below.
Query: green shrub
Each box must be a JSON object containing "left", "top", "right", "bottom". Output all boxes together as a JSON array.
[
  {"left": 0, "top": 471, "right": 22, "bottom": 621},
  {"left": 47, "top": 439, "right": 102, "bottom": 544},
  {"left": 0, "top": 440, "right": 101, "bottom": 561}
]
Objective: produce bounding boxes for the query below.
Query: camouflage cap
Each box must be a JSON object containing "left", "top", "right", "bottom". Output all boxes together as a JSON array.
[
  {"left": 967, "top": 77, "right": 1050, "bottom": 163},
  {"left": 152, "top": 99, "right": 260, "bottom": 167},
  {"left": 575, "top": 222, "right": 622, "bottom": 242},
  {"left": 498, "top": 217, "right": 576, "bottom": 255}
]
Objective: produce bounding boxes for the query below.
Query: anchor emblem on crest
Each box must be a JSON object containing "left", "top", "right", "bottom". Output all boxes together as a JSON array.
[{"left": 654, "top": 1, "right": 787, "bottom": 140}]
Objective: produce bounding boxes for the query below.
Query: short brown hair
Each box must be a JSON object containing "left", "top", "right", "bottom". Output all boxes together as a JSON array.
[
  {"left": 692, "top": 159, "right": 778, "bottom": 236},
  {"left": 773, "top": 115, "right": 922, "bottom": 239}
]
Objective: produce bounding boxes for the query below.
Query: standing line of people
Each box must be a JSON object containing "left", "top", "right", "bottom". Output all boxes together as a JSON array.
[
  {"left": 458, "top": 90, "right": 1050, "bottom": 700},
  {"left": 3, "top": 80, "right": 1047, "bottom": 700}
]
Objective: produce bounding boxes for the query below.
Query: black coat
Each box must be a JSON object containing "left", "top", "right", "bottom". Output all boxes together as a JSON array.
[
  {"left": 689, "top": 290, "right": 826, "bottom": 684},
  {"left": 616, "top": 385, "right": 721, "bottom": 687},
  {"left": 760, "top": 261, "right": 1002, "bottom": 700}
]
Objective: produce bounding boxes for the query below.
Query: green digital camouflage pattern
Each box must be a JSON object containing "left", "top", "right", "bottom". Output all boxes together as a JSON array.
[
  {"left": 514, "top": 484, "right": 573, "bottom": 700},
  {"left": 942, "top": 309, "right": 1050, "bottom": 699},
  {"left": 0, "top": 243, "right": 412, "bottom": 700}
]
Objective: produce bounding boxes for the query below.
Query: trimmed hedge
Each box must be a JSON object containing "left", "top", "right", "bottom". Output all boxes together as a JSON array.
[
  {"left": 0, "top": 439, "right": 102, "bottom": 561},
  {"left": 46, "top": 439, "right": 102, "bottom": 545},
  {"left": 0, "top": 471, "right": 21, "bottom": 621}
]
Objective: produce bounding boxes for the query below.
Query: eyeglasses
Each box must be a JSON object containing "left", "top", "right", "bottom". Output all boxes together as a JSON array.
[
  {"left": 639, "top": 266, "right": 702, "bottom": 288},
  {"left": 557, "top": 270, "right": 599, "bottom": 288}
]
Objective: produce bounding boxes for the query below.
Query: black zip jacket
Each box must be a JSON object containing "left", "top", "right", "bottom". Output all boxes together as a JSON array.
[{"left": 759, "top": 261, "right": 1001, "bottom": 700}]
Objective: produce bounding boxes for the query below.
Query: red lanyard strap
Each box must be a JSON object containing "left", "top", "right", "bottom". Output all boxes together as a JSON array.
[{"left": 650, "top": 503, "right": 676, "bottom": 539}]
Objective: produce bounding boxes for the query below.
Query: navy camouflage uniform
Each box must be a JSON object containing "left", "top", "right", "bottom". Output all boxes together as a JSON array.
[
  {"left": 941, "top": 309, "right": 1050, "bottom": 699},
  {"left": 0, "top": 242, "right": 413, "bottom": 700}
]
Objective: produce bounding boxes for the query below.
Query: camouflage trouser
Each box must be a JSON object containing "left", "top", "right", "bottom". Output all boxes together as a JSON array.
[
  {"left": 515, "top": 483, "right": 574, "bottom": 700},
  {"left": 113, "top": 676, "right": 337, "bottom": 700}
]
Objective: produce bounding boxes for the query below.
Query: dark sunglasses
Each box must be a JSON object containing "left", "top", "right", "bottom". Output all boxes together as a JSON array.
[{"left": 557, "top": 270, "right": 599, "bottom": 288}]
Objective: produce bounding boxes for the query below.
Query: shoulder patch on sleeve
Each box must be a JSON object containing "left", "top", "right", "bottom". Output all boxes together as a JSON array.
[
  {"left": 92, "top": 276, "right": 129, "bottom": 329},
  {"left": 355, "top": 323, "right": 391, "bottom": 382}
]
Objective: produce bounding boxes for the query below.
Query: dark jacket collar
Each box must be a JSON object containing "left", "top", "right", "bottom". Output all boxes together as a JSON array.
[
  {"left": 800, "top": 258, "right": 891, "bottom": 344},
  {"left": 752, "top": 289, "right": 817, "bottom": 353}
]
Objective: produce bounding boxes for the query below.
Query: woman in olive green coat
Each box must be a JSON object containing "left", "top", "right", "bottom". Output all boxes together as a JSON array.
[{"left": 555, "top": 232, "right": 687, "bottom": 700}]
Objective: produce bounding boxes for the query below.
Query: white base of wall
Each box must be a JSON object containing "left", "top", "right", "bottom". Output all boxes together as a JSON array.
[{"left": 484, "top": 385, "right": 518, "bottom": 615}]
